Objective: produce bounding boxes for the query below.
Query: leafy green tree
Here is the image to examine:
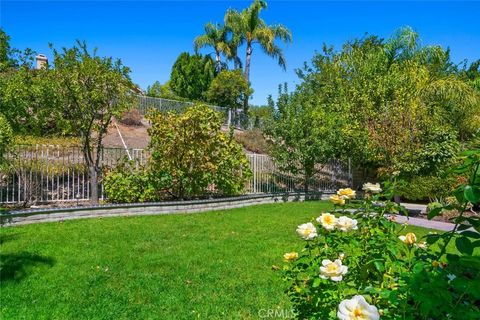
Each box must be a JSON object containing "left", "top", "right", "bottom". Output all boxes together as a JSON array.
[
  {"left": 194, "top": 23, "right": 230, "bottom": 73},
  {"left": 0, "top": 113, "right": 12, "bottom": 169},
  {"left": 169, "top": 52, "right": 215, "bottom": 101},
  {"left": 147, "top": 104, "right": 251, "bottom": 199},
  {"left": 0, "top": 62, "right": 68, "bottom": 136},
  {"left": 145, "top": 80, "right": 178, "bottom": 99},
  {"left": 50, "top": 41, "right": 134, "bottom": 203},
  {"left": 0, "top": 28, "right": 17, "bottom": 71},
  {"left": 248, "top": 104, "right": 274, "bottom": 128},
  {"left": 0, "top": 30, "right": 69, "bottom": 136},
  {"left": 272, "top": 27, "right": 479, "bottom": 199},
  {"left": 206, "top": 69, "right": 252, "bottom": 111},
  {"left": 225, "top": 0, "right": 292, "bottom": 111},
  {"left": 265, "top": 84, "right": 340, "bottom": 192}
]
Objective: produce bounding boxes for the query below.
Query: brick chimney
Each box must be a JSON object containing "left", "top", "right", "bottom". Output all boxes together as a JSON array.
[{"left": 36, "top": 54, "right": 48, "bottom": 69}]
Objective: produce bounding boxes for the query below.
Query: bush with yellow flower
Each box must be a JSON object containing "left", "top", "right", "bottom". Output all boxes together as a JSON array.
[{"left": 282, "top": 159, "right": 480, "bottom": 320}]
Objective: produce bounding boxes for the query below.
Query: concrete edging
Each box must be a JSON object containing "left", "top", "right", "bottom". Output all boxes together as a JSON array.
[{"left": 1, "top": 192, "right": 332, "bottom": 227}]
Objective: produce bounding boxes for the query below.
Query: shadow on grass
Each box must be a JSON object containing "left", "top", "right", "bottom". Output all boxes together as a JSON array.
[
  {"left": 0, "top": 233, "right": 19, "bottom": 245},
  {"left": 1, "top": 233, "right": 55, "bottom": 283},
  {"left": 0, "top": 252, "right": 55, "bottom": 283}
]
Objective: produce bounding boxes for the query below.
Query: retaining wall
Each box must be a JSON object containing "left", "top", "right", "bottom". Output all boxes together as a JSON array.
[{"left": 1, "top": 192, "right": 332, "bottom": 227}]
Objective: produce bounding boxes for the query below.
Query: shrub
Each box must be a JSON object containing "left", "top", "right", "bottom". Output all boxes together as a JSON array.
[
  {"left": 283, "top": 166, "right": 480, "bottom": 319},
  {"left": 147, "top": 104, "right": 251, "bottom": 199},
  {"left": 119, "top": 108, "right": 143, "bottom": 126},
  {"left": 0, "top": 113, "right": 12, "bottom": 168},
  {"left": 102, "top": 160, "right": 169, "bottom": 203},
  {"left": 397, "top": 174, "right": 458, "bottom": 201}
]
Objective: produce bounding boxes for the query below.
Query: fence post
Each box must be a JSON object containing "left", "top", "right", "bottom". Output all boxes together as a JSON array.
[
  {"left": 253, "top": 154, "right": 257, "bottom": 193},
  {"left": 348, "top": 157, "right": 353, "bottom": 187}
]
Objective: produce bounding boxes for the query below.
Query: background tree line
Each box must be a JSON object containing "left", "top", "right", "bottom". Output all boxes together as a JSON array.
[
  {"left": 146, "top": 0, "right": 291, "bottom": 117},
  {"left": 266, "top": 27, "right": 480, "bottom": 200}
]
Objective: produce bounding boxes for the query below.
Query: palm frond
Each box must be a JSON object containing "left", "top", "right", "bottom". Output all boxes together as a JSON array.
[{"left": 193, "top": 34, "right": 214, "bottom": 53}]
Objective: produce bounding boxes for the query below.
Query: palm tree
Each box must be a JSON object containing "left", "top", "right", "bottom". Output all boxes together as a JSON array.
[
  {"left": 194, "top": 22, "right": 230, "bottom": 73},
  {"left": 224, "top": 27, "right": 243, "bottom": 70},
  {"left": 225, "top": 0, "right": 292, "bottom": 110}
]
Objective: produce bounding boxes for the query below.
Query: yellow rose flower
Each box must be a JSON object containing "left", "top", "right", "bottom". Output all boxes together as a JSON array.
[
  {"left": 330, "top": 194, "right": 346, "bottom": 206},
  {"left": 337, "top": 188, "right": 356, "bottom": 200},
  {"left": 316, "top": 213, "right": 337, "bottom": 230},
  {"left": 283, "top": 252, "right": 299, "bottom": 262},
  {"left": 399, "top": 232, "right": 417, "bottom": 245}
]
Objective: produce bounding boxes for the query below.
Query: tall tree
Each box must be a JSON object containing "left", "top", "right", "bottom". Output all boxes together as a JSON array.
[
  {"left": 0, "top": 28, "right": 20, "bottom": 71},
  {"left": 206, "top": 69, "right": 252, "bottom": 111},
  {"left": 288, "top": 27, "right": 479, "bottom": 198},
  {"left": 194, "top": 23, "right": 230, "bottom": 73},
  {"left": 170, "top": 52, "right": 215, "bottom": 101},
  {"left": 225, "top": 0, "right": 292, "bottom": 111},
  {"left": 265, "top": 84, "right": 340, "bottom": 192},
  {"left": 51, "top": 41, "right": 134, "bottom": 204}
]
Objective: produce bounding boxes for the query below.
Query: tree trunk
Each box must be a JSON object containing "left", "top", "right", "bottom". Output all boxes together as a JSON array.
[
  {"left": 215, "top": 51, "right": 221, "bottom": 73},
  {"left": 243, "top": 43, "right": 252, "bottom": 113},
  {"left": 89, "top": 166, "right": 99, "bottom": 204},
  {"left": 304, "top": 175, "right": 309, "bottom": 195}
]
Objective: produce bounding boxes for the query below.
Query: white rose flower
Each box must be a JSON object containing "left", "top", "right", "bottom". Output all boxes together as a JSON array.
[
  {"left": 362, "top": 182, "right": 382, "bottom": 194},
  {"left": 296, "top": 222, "right": 317, "bottom": 240},
  {"left": 336, "top": 216, "right": 358, "bottom": 232},
  {"left": 316, "top": 213, "right": 337, "bottom": 231},
  {"left": 320, "top": 259, "right": 348, "bottom": 282},
  {"left": 337, "top": 295, "right": 380, "bottom": 320}
]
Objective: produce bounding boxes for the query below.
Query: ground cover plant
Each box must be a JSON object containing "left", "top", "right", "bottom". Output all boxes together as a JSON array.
[{"left": 0, "top": 201, "right": 469, "bottom": 320}]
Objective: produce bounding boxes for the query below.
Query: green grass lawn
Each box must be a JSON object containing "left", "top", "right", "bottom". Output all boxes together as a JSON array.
[{"left": 0, "top": 202, "right": 456, "bottom": 319}]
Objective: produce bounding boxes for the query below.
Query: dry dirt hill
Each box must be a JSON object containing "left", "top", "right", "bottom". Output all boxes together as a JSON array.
[{"left": 103, "top": 117, "right": 270, "bottom": 155}]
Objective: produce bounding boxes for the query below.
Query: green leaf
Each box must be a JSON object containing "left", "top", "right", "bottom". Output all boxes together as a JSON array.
[
  {"left": 426, "top": 234, "right": 441, "bottom": 244},
  {"left": 472, "top": 240, "right": 480, "bottom": 248},
  {"left": 428, "top": 207, "right": 442, "bottom": 220},
  {"left": 466, "top": 217, "right": 480, "bottom": 233},
  {"left": 312, "top": 278, "right": 321, "bottom": 288},
  {"left": 459, "top": 230, "right": 480, "bottom": 239},
  {"left": 454, "top": 186, "right": 465, "bottom": 203},
  {"left": 373, "top": 261, "right": 385, "bottom": 272},
  {"left": 446, "top": 253, "right": 460, "bottom": 262},
  {"left": 457, "top": 223, "right": 473, "bottom": 231},
  {"left": 456, "top": 237, "right": 473, "bottom": 256},
  {"left": 464, "top": 185, "right": 480, "bottom": 204}
]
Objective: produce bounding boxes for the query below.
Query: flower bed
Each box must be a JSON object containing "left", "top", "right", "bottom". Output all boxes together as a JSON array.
[{"left": 282, "top": 156, "right": 480, "bottom": 320}]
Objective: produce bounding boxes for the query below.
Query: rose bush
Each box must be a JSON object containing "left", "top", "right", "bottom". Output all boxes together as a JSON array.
[{"left": 282, "top": 162, "right": 480, "bottom": 319}]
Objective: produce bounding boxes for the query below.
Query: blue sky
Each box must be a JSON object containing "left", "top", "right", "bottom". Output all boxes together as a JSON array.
[{"left": 1, "top": 1, "right": 479, "bottom": 105}]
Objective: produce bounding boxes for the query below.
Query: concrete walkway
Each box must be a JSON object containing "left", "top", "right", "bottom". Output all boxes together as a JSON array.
[
  {"left": 396, "top": 203, "right": 456, "bottom": 231},
  {"left": 348, "top": 202, "right": 458, "bottom": 232},
  {"left": 387, "top": 214, "right": 455, "bottom": 231}
]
